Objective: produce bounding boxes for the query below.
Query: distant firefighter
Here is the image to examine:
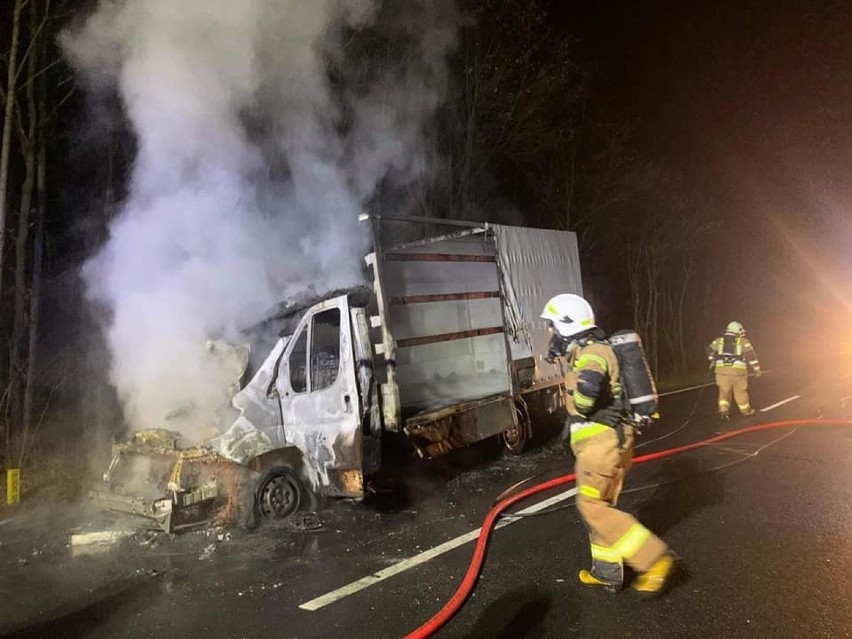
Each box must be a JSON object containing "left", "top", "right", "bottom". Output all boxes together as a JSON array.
[{"left": 706, "top": 321, "right": 761, "bottom": 422}]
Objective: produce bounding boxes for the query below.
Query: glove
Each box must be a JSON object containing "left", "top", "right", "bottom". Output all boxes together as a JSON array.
[
  {"left": 587, "top": 405, "right": 624, "bottom": 427},
  {"left": 637, "top": 414, "right": 655, "bottom": 429},
  {"left": 755, "top": 369, "right": 762, "bottom": 378}
]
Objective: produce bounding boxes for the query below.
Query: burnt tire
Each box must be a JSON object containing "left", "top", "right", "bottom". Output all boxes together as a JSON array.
[
  {"left": 255, "top": 467, "right": 305, "bottom": 521},
  {"left": 502, "top": 400, "right": 531, "bottom": 455},
  {"left": 502, "top": 422, "right": 527, "bottom": 455}
]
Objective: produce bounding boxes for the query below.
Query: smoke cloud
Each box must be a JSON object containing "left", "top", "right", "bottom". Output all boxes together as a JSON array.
[{"left": 62, "top": 0, "right": 459, "bottom": 441}]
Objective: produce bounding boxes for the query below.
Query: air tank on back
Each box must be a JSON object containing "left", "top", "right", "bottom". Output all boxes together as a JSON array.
[{"left": 609, "top": 330, "right": 659, "bottom": 418}]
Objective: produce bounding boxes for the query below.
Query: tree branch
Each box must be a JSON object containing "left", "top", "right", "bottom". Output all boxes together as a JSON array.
[
  {"left": 12, "top": 0, "right": 48, "bottom": 86},
  {"left": 42, "top": 83, "right": 76, "bottom": 124},
  {"left": 19, "top": 56, "right": 64, "bottom": 92}
]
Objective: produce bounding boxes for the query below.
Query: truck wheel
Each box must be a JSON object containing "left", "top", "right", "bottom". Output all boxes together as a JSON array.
[
  {"left": 503, "top": 400, "right": 531, "bottom": 455},
  {"left": 502, "top": 423, "right": 527, "bottom": 454},
  {"left": 256, "top": 467, "right": 304, "bottom": 520}
]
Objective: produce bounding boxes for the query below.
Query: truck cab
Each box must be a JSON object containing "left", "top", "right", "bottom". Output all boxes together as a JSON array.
[{"left": 212, "top": 290, "right": 382, "bottom": 507}]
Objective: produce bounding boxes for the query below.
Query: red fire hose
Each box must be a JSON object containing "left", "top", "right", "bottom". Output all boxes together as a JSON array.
[{"left": 403, "top": 418, "right": 852, "bottom": 639}]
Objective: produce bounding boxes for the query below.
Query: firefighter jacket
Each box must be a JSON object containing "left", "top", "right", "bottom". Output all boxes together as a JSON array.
[
  {"left": 706, "top": 332, "right": 760, "bottom": 375},
  {"left": 563, "top": 339, "right": 623, "bottom": 443}
]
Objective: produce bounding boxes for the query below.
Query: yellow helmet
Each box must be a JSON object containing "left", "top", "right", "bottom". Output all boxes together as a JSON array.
[{"left": 726, "top": 321, "right": 745, "bottom": 335}]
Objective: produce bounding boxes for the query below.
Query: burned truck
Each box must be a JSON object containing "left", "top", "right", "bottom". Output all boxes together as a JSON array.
[{"left": 91, "top": 216, "right": 583, "bottom": 531}]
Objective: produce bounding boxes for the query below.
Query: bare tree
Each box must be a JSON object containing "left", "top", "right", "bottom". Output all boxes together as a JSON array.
[
  {"left": 4, "top": 0, "right": 49, "bottom": 442},
  {"left": 0, "top": 0, "right": 25, "bottom": 304},
  {"left": 0, "top": 0, "right": 26, "bottom": 458},
  {"left": 21, "top": 51, "right": 47, "bottom": 460},
  {"left": 622, "top": 162, "right": 715, "bottom": 379},
  {"left": 413, "top": 0, "right": 585, "bottom": 221},
  {"left": 627, "top": 223, "right": 662, "bottom": 372},
  {"left": 10, "top": 0, "right": 44, "bottom": 431},
  {"left": 2, "top": 0, "right": 74, "bottom": 464}
]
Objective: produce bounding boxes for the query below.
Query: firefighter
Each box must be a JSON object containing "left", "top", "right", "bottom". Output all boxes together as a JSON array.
[
  {"left": 706, "top": 321, "right": 761, "bottom": 421},
  {"left": 541, "top": 294, "right": 676, "bottom": 597}
]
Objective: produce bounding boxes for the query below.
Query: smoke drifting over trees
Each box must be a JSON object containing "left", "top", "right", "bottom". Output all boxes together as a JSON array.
[{"left": 61, "top": 0, "right": 460, "bottom": 438}]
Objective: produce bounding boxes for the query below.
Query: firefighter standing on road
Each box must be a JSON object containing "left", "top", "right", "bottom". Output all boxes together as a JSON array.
[
  {"left": 541, "top": 294, "right": 676, "bottom": 597},
  {"left": 707, "top": 321, "right": 761, "bottom": 421}
]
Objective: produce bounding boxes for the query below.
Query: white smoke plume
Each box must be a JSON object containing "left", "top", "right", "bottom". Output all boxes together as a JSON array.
[{"left": 62, "top": 0, "right": 459, "bottom": 441}]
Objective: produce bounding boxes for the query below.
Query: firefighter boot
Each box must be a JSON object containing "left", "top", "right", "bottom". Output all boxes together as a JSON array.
[
  {"left": 632, "top": 552, "right": 677, "bottom": 599},
  {"left": 741, "top": 407, "right": 755, "bottom": 417},
  {"left": 578, "top": 569, "right": 621, "bottom": 594},
  {"left": 718, "top": 411, "right": 730, "bottom": 423}
]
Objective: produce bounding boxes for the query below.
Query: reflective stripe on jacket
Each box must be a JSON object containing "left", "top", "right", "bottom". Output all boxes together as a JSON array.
[
  {"left": 564, "top": 341, "right": 621, "bottom": 440},
  {"left": 706, "top": 333, "right": 760, "bottom": 372}
]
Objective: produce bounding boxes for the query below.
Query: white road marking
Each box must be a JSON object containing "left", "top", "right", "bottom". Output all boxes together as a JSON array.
[
  {"left": 759, "top": 395, "right": 801, "bottom": 412},
  {"left": 298, "top": 486, "right": 579, "bottom": 611},
  {"left": 301, "top": 372, "right": 788, "bottom": 612}
]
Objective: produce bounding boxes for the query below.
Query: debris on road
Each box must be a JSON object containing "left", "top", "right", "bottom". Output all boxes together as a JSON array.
[
  {"left": 199, "top": 543, "right": 217, "bottom": 561},
  {"left": 70, "top": 529, "right": 135, "bottom": 557},
  {"left": 287, "top": 512, "right": 322, "bottom": 531}
]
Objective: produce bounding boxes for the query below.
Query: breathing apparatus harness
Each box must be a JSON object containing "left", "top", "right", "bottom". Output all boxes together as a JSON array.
[
  {"left": 546, "top": 326, "right": 659, "bottom": 446},
  {"left": 714, "top": 331, "right": 744, "bottom": 367}
]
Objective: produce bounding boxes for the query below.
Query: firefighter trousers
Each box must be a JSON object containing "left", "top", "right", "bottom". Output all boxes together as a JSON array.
[
  {"left": 572, "top": 425, "right": 668, "bottom": 585},
  {"left": 715, "top": 370, "right": 751, "bottom": 414}
]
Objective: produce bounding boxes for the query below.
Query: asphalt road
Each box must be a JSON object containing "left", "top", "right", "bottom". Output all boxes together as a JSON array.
[{"left": 2, "top": 368, "right": 851, "bottom": 638}]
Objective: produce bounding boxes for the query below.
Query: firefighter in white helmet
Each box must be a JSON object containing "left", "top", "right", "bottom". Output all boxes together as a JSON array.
[
  {"left": 706, "top": 321, "right": 761, "bottom": 422},
  {"left": 541, "top": 293, "right": 676, "bottom": 597}
]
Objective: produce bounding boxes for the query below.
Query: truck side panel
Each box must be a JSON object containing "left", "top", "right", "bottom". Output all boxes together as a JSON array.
[
  {"left": 379, "top": 234, "right": 512, "bottom": 414},
  {"left": 403, "top": 395, "right": 516, "bottom": 457}
]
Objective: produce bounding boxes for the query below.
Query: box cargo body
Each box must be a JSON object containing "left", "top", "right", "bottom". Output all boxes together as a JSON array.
[{"left": 369, "top": 218, "right": 583, "bottom": 455}]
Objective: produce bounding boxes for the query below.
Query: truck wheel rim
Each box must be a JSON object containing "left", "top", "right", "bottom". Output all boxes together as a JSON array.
[
  {"left": 260, "top": 475, "right": 300, "bottom": 519},
  {"left": 504, "top": 425, "right": 522, "bottom": 446}
]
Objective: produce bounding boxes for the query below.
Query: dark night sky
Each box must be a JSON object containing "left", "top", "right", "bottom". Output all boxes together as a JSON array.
[{"left": 555, "top": 0, "right": 852, "bottom": 343}]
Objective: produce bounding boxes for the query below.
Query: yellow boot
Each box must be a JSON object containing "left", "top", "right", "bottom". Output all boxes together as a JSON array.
[
  {"left": 578, "top": 569, "right": 621, "bottom": 593},
  {"left": 632, "top": 553, "right": 676, "bottom": 598}
]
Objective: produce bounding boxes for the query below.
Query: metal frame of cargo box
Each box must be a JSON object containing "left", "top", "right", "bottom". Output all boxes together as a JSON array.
[{"left": 361, "top": 214, "right": 566, "bottom": 458}]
